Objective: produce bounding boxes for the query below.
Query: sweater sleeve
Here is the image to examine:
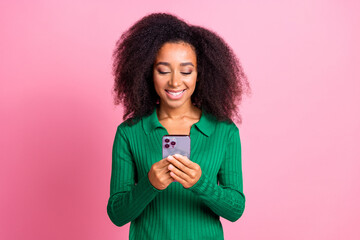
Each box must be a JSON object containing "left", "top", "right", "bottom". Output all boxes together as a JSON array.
[
  {"left": 187, "top": 125, "right": 246, "bottom": 222},
  {"left": 107, "top": 126, "right": 163, "bottom": 227}
]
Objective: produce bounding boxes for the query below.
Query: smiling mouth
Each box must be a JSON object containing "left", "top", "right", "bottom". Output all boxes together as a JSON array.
[{"left": 165, "top": 89, "right": 186, "bottom": 96}]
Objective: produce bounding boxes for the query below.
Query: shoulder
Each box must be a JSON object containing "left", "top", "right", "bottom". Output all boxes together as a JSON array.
[
  {"left": 116, "top": 116, "right": 143, "bottom": 136},
  {"left": 211, "top": 114, "right": 239, "bottom": 135},
  {"left": 200, "top": 109, "right": 239, "bottom": 139},
  {"left": 220, "top": 123, "right": 239, "bottom": 140}
]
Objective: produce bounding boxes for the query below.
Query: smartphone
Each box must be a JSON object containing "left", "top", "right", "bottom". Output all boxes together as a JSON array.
[{"left": 162, "top": 135, "right": 191, "bottom": 159}]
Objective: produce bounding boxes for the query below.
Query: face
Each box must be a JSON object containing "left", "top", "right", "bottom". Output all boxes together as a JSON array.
[{"left": 153, "top": 41, "right": 198, "bottom": 110}]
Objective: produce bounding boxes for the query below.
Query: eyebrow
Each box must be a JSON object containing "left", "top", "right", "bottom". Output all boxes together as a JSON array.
[{"left": 155, "top": 62, "right": 194, "bottom": 67}]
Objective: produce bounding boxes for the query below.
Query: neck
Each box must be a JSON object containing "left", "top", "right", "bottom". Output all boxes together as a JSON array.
[{"left": 157, "top": 101, "right": 200, "bottom": 121}]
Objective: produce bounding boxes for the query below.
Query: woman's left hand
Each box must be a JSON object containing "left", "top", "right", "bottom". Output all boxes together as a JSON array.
[{"left": 166, "top": 154, "right": 202, "bottom": 189}]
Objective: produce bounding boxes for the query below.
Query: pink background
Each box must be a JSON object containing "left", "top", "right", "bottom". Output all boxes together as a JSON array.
[{"left": 1, "top": 0, "right": 359, "bottom": 239}]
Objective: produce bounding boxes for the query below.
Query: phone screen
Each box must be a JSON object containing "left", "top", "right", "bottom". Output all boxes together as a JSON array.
[{"left": 162, "top": 135, "right": 191, "bottom": 159}]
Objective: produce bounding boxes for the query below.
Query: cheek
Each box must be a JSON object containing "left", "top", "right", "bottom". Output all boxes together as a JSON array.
[
  {"left": 153, "top": 83, "right": 162, "bottom": 95},
  {"left": 186, "top": 75, "right": 198, "bottom": 88},
  {"left": 152, "top": 77, "right": 159, "bottom": 92},
  {"left": 153, "top": 76, "right": 166, "bottom": 93}
]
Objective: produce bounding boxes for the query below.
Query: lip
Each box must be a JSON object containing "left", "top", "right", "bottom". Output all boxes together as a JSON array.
[
  {"left": 166, "top": 89, "right": 185, "bottom": 93},
  {"left": 165, "top": 89, "right": 186, "bottom": 100}
]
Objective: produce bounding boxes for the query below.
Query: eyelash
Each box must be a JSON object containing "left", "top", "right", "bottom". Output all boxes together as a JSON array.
[{"left": 158, "top": 71, "right": 192, "bottom": 75}]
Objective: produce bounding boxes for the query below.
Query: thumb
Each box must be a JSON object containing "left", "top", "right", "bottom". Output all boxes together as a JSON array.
[{"left": 159, "top": 156, "right": 171, "bottom": 167}]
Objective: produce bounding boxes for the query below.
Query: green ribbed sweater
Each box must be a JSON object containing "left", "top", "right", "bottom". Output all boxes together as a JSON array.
[{"left": 107, "top": 106, "right": 245, "bottom": 240}]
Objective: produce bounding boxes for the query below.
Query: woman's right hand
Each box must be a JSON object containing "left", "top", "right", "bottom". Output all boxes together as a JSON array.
[{"left": 148, "top": 156, "right": 174, "bottom": 190}]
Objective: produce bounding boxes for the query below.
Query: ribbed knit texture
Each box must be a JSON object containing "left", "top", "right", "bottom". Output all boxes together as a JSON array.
[{"left": 107, "top": 106, "right": 245, "bottom": 240}]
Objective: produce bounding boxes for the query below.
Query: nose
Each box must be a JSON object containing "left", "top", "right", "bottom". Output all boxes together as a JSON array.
[{"left": 169, "top": 71, "right": 182, "bottom": 88}]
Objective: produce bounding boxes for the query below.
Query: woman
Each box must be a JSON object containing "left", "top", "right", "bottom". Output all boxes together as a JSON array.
[{"left": 107, "top": 12, "right": 251, "bottom": 240}]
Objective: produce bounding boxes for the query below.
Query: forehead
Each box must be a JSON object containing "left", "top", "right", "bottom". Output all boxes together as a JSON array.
[{"left": 155, "top": 42, "right": 197, "bottom": 64}]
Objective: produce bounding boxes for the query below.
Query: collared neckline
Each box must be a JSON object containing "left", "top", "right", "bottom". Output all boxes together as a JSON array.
[{"left": 142, "top": 106, "right": 216, "bottom": 137}]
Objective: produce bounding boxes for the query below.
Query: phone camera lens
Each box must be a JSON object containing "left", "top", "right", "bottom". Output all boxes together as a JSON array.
[
  {"left": 165, "top": 138, "right": 170, "bottom": 143},
  {"left": 165, "top": 144, "right": 169, "bottom": 148},
  {"left": 170, "top": 141, "right": 176, "bottom": 145}
]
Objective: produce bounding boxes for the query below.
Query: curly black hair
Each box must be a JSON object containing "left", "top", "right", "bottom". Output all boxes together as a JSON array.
[{"left": 112, "top": 12, "right": 251, "bottom": 125}]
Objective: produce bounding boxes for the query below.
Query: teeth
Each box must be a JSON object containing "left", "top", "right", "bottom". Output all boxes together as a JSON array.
[{"left": 167, "top": 90, "right": 185, "bottom": 96}]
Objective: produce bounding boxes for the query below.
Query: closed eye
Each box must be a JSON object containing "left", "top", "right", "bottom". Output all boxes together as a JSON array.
[{"left": 158, "top": 71, "right": 192, "bottom": 75}]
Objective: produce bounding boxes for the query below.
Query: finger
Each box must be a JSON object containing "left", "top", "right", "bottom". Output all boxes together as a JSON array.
[
  {"left": 164, "top": 173, "right": 174, "bottom": 181},
  {"left": 168, "top": 176, "right": 176, "bottom": 183},
  {"left": 167, "top": 155, "right": 192, "bottom": 175},
  {"left": 160, "top": 166, "right": 171, "bottom": 175},
  {"left": 172, "top": 154, "right": 194, "bottom": 169},
  {"left": 162, "top": 171, "right": 176, "bottom": 183},
  {"left": 169, "top": 171, "right": 186, "bottom": 185},
  {"left": 158, "top": 157, "right": 172, "bottom": 168},
  {"left": 168, "top": 163, "right": 191, "bottom": 182}
]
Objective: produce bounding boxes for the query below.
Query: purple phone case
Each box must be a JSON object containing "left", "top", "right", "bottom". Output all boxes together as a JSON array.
[{"left": 162, "top": 135, "right": 191, "bottom": 159}]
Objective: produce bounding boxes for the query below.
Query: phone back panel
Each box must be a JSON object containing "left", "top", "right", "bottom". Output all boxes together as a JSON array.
[{"left": 162, "top": 135, "right": 191, "bottom": 159}]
